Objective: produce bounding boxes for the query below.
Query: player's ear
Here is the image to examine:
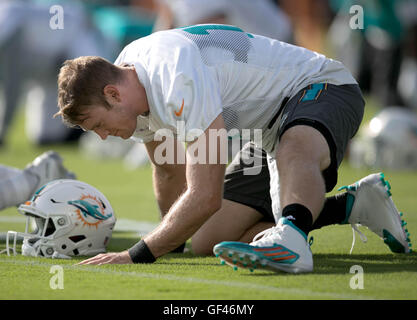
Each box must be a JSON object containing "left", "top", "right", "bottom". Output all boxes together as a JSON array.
[{"left": 103, "top": 85, "right": 121, "bottom": 103}]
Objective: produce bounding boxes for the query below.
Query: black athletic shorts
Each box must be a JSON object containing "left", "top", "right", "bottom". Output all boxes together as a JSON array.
[
  {"left": 223, "top": 142, "right": 274, "bottom": 221},
  {"left": 223, "top": 83, "right": 365, "bottom": 221}
]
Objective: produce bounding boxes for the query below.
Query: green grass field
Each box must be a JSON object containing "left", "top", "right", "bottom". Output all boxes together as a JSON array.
[{"left": 0, "top": 99, "right": 416, "bottom": 300}]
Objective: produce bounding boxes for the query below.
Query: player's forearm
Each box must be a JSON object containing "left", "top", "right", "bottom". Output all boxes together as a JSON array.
[
  {"left": 144, "top": 187, "right": 222, "bottom": 257},
  {"left": 152, "top": 163, "right": 187, "bottom": 218}
]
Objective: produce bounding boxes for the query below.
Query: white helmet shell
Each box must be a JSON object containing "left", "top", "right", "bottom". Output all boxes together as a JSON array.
[
  {"left": 6, "top": 179, "right": 116, "bottom": 258},
  {"left": 350, "top": 107, "right": 417, "bottom": 170}
]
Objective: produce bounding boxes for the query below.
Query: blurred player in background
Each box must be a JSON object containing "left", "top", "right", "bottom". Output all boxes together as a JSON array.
[
  {"left": 153, "top": 0, "right": 293, "bottom": 43},
  {"left": 327, "top": 0, "right": 417, "bottom": 110},
  {"left": 0, "top": 0, "right": 115, "bottom": 146}
]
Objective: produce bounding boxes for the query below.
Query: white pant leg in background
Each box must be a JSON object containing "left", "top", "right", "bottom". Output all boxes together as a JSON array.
[
  {"left": 24, "top": 82, "right": 74, "bottom": 144},
  {"left": 0, "top": 165, "right": 37, "bottom": 210}
]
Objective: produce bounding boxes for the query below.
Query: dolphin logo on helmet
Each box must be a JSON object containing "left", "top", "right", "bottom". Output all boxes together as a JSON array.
[{"left": 68, "top": 199, "right": 112, "bottom": 221}]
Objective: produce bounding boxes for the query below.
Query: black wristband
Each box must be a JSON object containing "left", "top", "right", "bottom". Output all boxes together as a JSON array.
[{"left": 128, "top": 239, "right": 156, "bottom": 264}]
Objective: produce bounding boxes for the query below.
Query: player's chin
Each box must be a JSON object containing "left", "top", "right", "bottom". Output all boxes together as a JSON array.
[
  {"left": 123, "top": 127, "right": 137, "bottom": 139},
  {"left": 121, "top": 131, "right": 133, "bottom": 140}
]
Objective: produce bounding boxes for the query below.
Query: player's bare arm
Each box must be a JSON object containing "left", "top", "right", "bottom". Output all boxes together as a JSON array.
[
  {"left": 145, "top": 138, "right": 187, "bottom": 218},
  {"left": 143, "top": 114, "right": 227, "bottom": 257}
]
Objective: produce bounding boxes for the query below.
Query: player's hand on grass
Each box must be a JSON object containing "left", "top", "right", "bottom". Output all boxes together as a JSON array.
[{"left": 76, "top": 250, "right": 133, "bottom": 265}]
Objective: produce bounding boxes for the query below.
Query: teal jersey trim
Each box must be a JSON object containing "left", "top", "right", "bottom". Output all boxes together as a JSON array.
[{"left": 180, "top": 24, "right": 254, "bottom": 38}]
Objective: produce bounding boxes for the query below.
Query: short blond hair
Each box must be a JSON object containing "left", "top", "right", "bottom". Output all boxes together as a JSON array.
[{"left": 55, "top": 56, "right": 123, "bottom": 127}]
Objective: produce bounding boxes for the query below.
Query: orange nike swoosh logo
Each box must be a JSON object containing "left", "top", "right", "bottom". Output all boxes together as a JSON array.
[{"left": 174, "top": 99, "right": 184, "bottom": 117}]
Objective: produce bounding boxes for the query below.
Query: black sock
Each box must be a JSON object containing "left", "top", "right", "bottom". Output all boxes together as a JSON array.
[
  {"left": 170, "top": 242, "right": 186, "bottom": 253},
  {"left": 312, "top": 193, "right": 348, "bottom": 230},
  {"left": 282, "top": 204, "right": 313, "bottom": 236}
]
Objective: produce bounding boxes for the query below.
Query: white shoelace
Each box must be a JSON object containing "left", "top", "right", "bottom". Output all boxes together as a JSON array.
[
  {"left": 350, "top": 224, "right": 368, "bottom": 254},
  {"left": 251, "top": 225, "right": 284, "bottom": 246}
]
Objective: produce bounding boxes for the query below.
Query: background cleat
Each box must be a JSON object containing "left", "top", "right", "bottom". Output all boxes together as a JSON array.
[{"left": 25, "top": 151, "right": 76, "bottom": 192}]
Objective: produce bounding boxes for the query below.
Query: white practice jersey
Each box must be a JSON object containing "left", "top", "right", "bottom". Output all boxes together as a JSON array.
[{"left": 115, "top": 25, "right": 357, "bottom": 153}]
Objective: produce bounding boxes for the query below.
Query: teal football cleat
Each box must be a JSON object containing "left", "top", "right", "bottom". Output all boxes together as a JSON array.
[
  {"left": 338, "top": 172, "right": 412, "bottom": 254},
  {"left": 213, "top": 217, "right": 313, "bottom": 274}
]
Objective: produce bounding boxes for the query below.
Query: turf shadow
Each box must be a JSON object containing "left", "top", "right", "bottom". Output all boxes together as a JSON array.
[
  {"left": 172, "top": 252, "right": 417, "bottom": 276},
  {"left": 210, "top": 252, "right": 417, "bottom": 277},
  {"left": 311, "top": 253, "right": 417, "bottom": 275}
]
